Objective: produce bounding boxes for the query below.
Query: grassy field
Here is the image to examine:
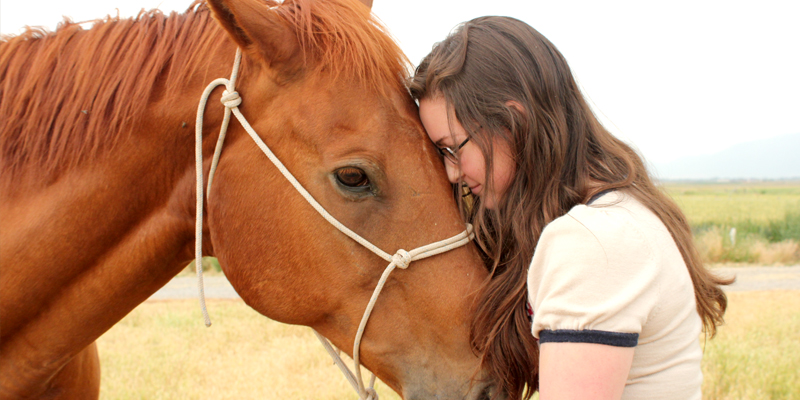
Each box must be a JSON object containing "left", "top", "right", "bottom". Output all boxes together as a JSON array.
[
  {"left": 701, "top": 291, "right": 800, "bottom": 399},
  {"left": 97, "top": 291, "right": 800, "bottom": 399},
  {"left": 663, "top": 181, "right": 800, "bottom": 226},
  {"left": 97, "top": 299, "right": 402, "bottom": 400},
  {"left": 662, "top": 180, "right": 800, "bottom": 265}
]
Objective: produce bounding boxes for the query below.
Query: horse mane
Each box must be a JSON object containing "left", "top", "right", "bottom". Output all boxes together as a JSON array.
[
  {"left": 0, "top": 0, "right": 410, "bottom": 181},
  {"left": 0, "top": 3, "right": 227, "bottom": 180}
]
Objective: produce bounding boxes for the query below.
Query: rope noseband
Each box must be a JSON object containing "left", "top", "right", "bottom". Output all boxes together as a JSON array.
[{"left": 195, "top": 49, "right": 474, "bottom": 399}]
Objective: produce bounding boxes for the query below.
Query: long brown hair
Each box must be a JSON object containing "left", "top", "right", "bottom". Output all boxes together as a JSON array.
[{"left": 409, "top": 16, "right": 731, "bottom": 399}]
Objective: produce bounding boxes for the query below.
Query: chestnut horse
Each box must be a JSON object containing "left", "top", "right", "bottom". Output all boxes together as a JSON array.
[{"left": 0, "top": 0, "right": 495, "bottom": 398}]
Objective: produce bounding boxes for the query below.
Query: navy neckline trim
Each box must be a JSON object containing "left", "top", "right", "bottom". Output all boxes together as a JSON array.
[{"left": 587, "top": 189, "right": 615, "bottom": 205}]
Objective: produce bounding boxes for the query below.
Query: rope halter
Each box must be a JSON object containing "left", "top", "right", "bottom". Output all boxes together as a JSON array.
[{"left": 194, "top": 48, "right": 474, "bottom": 399}]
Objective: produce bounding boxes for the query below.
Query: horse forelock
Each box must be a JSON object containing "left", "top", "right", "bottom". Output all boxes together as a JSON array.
[
  {"left": 0, "top": 2, "right": 228, "bottom": 181},
  {"left": 280, "top": 0, "right": 411, "bottom": 96}
]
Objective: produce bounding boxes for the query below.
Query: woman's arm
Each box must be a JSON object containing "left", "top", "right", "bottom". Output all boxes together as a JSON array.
[{"left": 539, "top": 342, "right": 634, "bottom": 400}]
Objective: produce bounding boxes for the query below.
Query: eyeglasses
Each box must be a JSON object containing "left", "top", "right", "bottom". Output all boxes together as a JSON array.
[{"left": 437, "top": 137, "right": 470, "bottom": 164}]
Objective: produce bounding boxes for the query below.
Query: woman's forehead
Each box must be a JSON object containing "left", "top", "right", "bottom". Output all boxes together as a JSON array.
[{"left": 419, "top": 97, "right": 467, "bottom": 144}]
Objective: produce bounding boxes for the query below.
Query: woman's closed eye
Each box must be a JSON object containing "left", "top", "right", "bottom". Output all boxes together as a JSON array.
[{"left": 437, "top": 137, "right": 470, "bottom": 163}]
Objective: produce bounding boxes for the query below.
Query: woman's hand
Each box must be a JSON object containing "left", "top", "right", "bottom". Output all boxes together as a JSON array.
[{"left": 539, "top": 342, "right": 635, "bottom": 400}]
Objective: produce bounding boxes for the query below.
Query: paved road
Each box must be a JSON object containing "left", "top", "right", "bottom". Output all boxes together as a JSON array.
[{"left": 148, "top": 265, "right": 800, "bottom": 301}]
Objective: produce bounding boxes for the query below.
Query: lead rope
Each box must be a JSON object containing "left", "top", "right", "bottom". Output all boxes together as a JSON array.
[{"left": 195, "top": 48, "right": 474, "bottom": 399}]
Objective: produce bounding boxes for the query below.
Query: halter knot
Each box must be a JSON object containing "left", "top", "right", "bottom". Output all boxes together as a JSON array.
[
  {"left": 221, "top": 89, "right": 241, "bottom": 108},
  {"left": 391, "top": 249, "right": 411, "bottom": 269}
]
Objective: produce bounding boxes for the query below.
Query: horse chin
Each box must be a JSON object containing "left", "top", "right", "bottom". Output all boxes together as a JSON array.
[
  {"left": 399, "top": 379, "right": 505, "bottom": 400},
  {"left": 464, "top": 383, "right": 508, "bottom": 400},
  {"left": 400, "top": 387, "right": 503, "bottom": 400}
]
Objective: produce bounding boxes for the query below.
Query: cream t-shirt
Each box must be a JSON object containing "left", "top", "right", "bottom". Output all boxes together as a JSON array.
[{"left": 527, "top": 191, "right": 703, "bottom": 399}]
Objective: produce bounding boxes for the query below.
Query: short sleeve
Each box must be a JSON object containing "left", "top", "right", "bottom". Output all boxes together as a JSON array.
[{"left": 527, "top": 206, "right": 661, "bottom": 347}]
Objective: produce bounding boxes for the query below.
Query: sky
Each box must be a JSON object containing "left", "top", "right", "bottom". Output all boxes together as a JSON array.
[{"left": 2, "top": 0, "right": 798, "bottom": 165}]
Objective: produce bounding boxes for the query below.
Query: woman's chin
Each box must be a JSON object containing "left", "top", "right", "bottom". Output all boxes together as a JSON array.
[{"left": 483, "top": 195, "right": 499, "bottom": 210}]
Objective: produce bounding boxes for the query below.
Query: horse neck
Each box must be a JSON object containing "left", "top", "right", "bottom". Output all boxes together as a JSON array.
[
  {"left": 0, "top": 34, "right": 238, "bottom": 355},
  {"left": 96, "top": 38, "right": 243, "bottom": 265},
  {"left": 0, "top": 20, "right": 250, "bottom": 397}
]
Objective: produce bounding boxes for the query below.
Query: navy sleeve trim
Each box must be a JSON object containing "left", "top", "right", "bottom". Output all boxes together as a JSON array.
[{"left": 539, "top": 329, "right": 638, "bottom": 347}]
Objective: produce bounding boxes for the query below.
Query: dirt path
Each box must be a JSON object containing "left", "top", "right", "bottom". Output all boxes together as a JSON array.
[
  {"left": 149, "top": 275, "right": 241, "bottom": 300},
  {"left": 148, "top": 265, "right": 800, "bottom": 301},
  {"left": 712, "top": 265, "right": 800, "bottom": 292}
]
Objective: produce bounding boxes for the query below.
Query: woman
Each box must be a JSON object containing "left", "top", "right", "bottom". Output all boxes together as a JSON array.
[{"left": 409, "top": 16, "right": 730, "bottom": 399}]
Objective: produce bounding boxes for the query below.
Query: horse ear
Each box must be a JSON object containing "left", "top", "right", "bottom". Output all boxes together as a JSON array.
[{"left": 207, "top": 0, "right": 300, "bottom": 71}]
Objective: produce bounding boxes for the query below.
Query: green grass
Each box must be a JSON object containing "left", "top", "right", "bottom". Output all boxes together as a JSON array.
[
  {"left": 662, "top": 181, "right": 800, "bottom": 265},
  {"left": 663, "top": 180, "right": 800, "bottom": 227},
  {"left": 97, "top": 292, "right": 800, "bottom": 399}
]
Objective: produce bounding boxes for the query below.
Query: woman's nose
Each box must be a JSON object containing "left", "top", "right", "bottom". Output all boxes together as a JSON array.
[{"left": 444, "top": 161, "right": 461, "bottom": 184}]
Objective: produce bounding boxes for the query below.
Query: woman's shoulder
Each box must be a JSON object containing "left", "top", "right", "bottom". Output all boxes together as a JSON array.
[
  {"left": 527, "top": 191, "right": 665, "bottom": 340},
  {"left": 527, "top": 190, "right": 683, "bottom": 337},
  {"left": 539, "top": 191, "right": 656, "bottom": 258}
]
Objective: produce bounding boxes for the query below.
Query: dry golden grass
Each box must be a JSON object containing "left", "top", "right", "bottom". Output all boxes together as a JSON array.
[
  {"left": 97, "top": 291, "right": 800, "bottom": 399},
  {"left": 752, "top": 240, "right": 800, "bottom": 265},
  {"left": 696, "top": 227, "right": 727, "bottom": 262},
  {"left": 702, "top": 291, "right": 800, "bottom": 399},
  {"left": 97, "top": 300, "right": 401, "bottom": 400},
  {"left": 695, "top": 227, "right": 800, "bottom": 265}
]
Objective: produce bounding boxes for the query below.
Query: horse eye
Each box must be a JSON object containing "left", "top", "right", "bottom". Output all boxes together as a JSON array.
[{"left": 335, "top": 167, "right": 371, "bottom": 191}]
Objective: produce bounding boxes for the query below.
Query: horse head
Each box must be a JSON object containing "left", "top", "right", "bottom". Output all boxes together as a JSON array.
[{"left": 200, "top": 0, "right": 494, "bottom": 398}]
